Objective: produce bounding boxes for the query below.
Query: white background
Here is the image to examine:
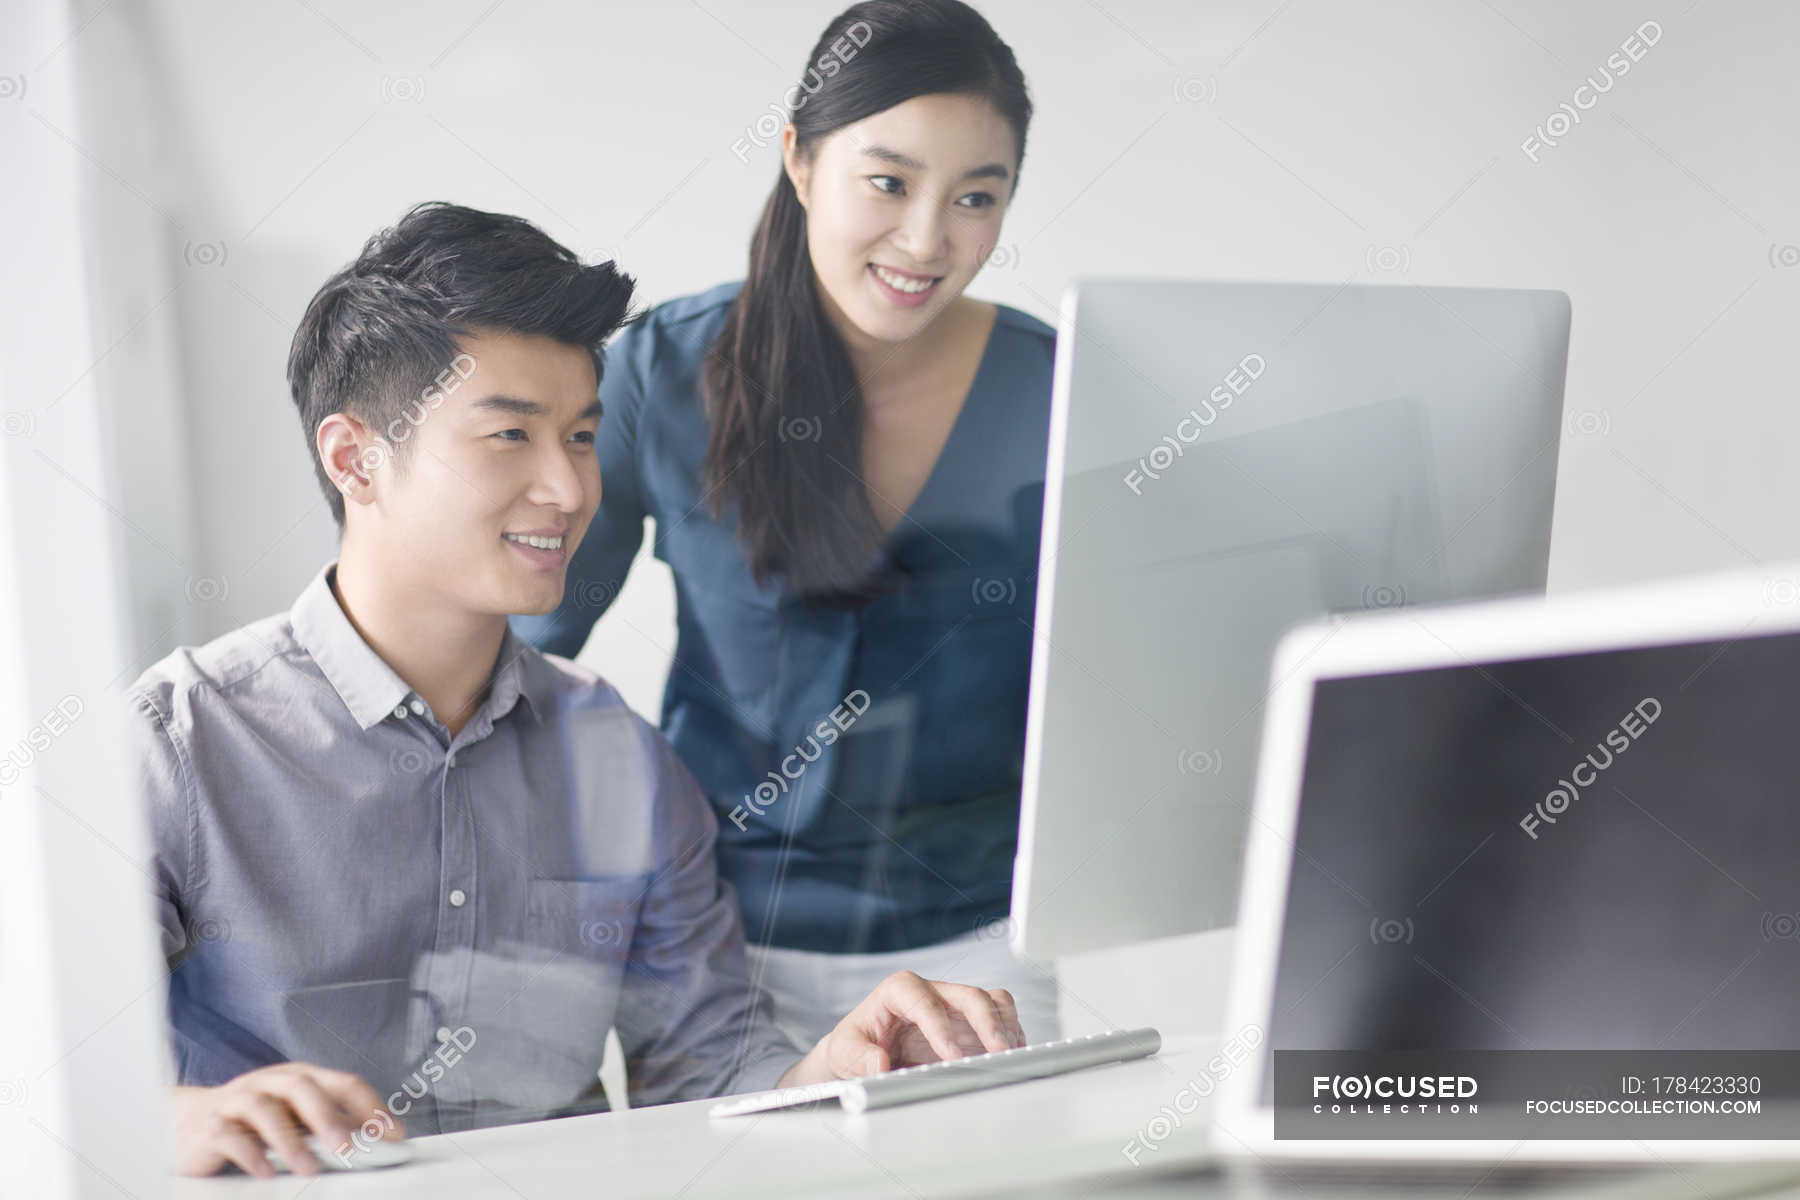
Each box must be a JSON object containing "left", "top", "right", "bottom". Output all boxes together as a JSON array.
[{"left": 29, "top": 0, "right": 1798, "bottom": 701}]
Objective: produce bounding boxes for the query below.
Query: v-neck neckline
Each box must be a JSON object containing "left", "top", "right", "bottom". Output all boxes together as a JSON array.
[{"left": 867, "top": 303, "right": 1004, "bottom": 561}]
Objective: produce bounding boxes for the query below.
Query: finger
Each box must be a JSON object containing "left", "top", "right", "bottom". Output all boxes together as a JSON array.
[
  {"left": 932, "top": 981, "right": 1014, "bottom": 1054},
  {"left": 271, "top": 1074, "right": 356, "bottom": 1152},
  {"left": 987, "top": 988, "right": 1026, "bottom": 1047},
  {"left": 313, "top": 1068, "right": 403, "bottom": 1139},
  {"left": 984, "top": 988, "right": 1023, "bottom": 1046},
  {"left": 885, "top": 972, "right": 967, "bottom": 1063},
  {"left": 228, "top": 1094, "right": 318, "bottom": 1176},
  {"left": 212, "top": 1119, "right": 276, "bottom": 1179},
  {"left": 850, "top": 1036, "right": 890, "bottom": 1076}
]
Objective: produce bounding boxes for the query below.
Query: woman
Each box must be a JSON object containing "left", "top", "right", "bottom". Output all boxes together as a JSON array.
[{"left": 513, "top": 0, "right": 1058, "bottom": 1048}]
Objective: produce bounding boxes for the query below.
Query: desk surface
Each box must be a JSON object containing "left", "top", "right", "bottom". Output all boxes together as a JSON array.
[
  {"left": 172, "top": 1034, "right": 1225, "bottom": 1198},
  {"left": 169, "top": 1035, "right": 1800, "bottom": 1200}
]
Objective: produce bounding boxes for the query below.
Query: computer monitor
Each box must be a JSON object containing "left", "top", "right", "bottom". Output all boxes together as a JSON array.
[
  {"left": 1, "top": 82, "right": 171, "bottom": 1192},
  {"left": 1011, "top": 279, "right": 1572, "bottom": 959}
]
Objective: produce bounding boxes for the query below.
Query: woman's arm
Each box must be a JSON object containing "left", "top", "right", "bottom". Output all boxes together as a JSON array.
[{"left": 511, "top": 323, "right": 650, "bottom": 658}]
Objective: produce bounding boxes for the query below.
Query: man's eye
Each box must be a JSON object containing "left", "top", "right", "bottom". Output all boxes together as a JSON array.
[
  {"left": 957, "top": 192, "right": 996, "bottom": 209},
  {"left": 570, "top": 430, "right": 595, "bottom": 445},
  {"left": 870, "top": 175, "right": 904, "bottom": 195},
  {"left": 493, "top": 429, "right": 527, "bottom": 442}
]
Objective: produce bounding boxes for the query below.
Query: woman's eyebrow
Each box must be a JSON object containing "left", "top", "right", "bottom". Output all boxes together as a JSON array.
[
  {"left": 859, "top": 144, "right": 1011, "bottom": 182},
  {"left": 861, "top": 144, "right": 924, "bottom": 170}
]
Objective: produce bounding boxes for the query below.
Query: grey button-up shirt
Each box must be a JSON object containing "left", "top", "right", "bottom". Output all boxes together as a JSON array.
[{"left": 127, "top": 562, "right": 800, "bottom": 1133}]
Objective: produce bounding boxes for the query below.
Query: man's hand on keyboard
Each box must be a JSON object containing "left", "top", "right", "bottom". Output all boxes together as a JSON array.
[{"left": 778, "top": 970, "right": 1027, "bottom": 1087}]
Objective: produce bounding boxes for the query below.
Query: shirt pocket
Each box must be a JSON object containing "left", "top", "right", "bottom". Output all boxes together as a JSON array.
[
  {"left": 508, "top": 877, "right": 644, "bottom": 1063},
  {"left": 523, "top": 876, "right": 646, "bottom": 962}
]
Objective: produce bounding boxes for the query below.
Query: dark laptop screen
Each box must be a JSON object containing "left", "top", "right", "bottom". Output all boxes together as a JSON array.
[{"left": 1265, "top": 627, "right": 1800, "bottom": 1102}]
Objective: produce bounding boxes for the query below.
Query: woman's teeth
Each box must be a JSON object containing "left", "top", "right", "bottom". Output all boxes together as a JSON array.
[
  {"left": 872, "top": 265, "right": 936, "bottom": 294},
  {"left": 504, "top": 533, "right": 563, "bottom": 550}
]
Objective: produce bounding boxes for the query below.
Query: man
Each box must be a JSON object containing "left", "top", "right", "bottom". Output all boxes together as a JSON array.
[{"left": 130, "top": 203, "right": 1025, "bottom": 1178}]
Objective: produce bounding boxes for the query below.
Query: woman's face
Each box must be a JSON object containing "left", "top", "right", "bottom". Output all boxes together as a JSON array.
[{"left": 785, "top": 92, "right": 1018, "bottom": 346}]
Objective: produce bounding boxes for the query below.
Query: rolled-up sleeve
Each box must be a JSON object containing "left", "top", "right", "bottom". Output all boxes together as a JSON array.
[
  {"left": 126, "top": 685, "right": 200, "bottom": 1085},
  {"left": 614, "top": 728, "right": 801, "bottom": 1106},
  {"left": 127, "top": 685, "right": 193, "bottom": 967}
]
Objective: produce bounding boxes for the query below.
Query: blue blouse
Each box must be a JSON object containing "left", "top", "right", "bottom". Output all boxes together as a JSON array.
[{"left": 512, "top": 282, "right": 1056, "bottom": 953}]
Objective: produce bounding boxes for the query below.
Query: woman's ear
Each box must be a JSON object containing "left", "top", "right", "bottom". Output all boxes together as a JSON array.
[{"left": 781, "top": 125, "right": 809, "bottom": 210}]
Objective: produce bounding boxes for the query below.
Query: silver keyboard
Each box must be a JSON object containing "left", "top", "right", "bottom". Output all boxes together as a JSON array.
[{"left": 708, "top": 1027, "right": 1162, "bottom": 1117}]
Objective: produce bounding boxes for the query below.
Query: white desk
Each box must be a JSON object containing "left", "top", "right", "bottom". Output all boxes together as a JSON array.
[
  {"left": 171, "top": 1034, "right": 1226, "bottom": 1198},
  {"left": 169, "top": 1033, "right": 1800, "bottom": 1199}
]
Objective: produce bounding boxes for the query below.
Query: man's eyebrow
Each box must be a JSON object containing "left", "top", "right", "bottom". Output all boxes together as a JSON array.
[
  {"left": 860, "top": 144, "right": 1012, "bottom": 183},
  {"left": 469, "top": 394, "right": 605, "bottom": 421},
  {"left": 471, "top": 394, "right": 546, "bottom": 417}
]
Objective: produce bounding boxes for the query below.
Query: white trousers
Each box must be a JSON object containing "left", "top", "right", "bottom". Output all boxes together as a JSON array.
[{"left": 743, "top": 918, "right": 1062, "bottom": 1053}]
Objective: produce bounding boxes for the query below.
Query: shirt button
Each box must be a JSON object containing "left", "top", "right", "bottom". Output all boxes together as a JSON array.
[
  {"left": 393, "top": 704, "right": 408, "bottom": 720},
  {"left": 448, "top": 888, "right": 467, "bottom": 907},
  {"left": 436, "top": 1026, "right": 454, "bottom": 1043},
  {"left": 409, "top": 698, "right": 426, "bottom": 716}
]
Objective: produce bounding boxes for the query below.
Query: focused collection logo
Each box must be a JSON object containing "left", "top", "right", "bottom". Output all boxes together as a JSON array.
[{"left": 1311, "top": 1074, "right": 1480, "bottom": 1116}]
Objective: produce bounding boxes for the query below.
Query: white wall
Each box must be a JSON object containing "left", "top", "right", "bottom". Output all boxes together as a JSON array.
[
  {"left": 69, "top": 0, "right": 1800, "bottom": 682},
  {"left": 12, "top": 0, "right": 1798, "bottom": 1066}
]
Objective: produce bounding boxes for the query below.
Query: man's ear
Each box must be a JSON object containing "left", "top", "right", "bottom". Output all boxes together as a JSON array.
[
  {"left": 317, "top": 412, "right": 381, "bottom": 511},
  {"left": 781, "top": 125, "right": 810, "bottom": 211}
]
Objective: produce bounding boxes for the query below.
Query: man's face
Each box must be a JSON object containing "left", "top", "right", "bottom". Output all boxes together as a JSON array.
[{"left": 351, "top": 327, "right": 601, "bottom": 618}]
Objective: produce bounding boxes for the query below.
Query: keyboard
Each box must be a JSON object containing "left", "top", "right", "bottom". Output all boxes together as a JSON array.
[{"left": 708, "top": 1027, "right": 1162, "bottom": 1117}]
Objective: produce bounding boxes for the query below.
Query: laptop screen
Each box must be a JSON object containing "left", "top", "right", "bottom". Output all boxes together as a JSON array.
[{"left": 1263, "top": 628, "right": 1800, "bottom": 1105}]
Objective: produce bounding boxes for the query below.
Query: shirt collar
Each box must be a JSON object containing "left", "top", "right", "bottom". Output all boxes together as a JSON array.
[
  {"left": 485, "top": 625, "right": 547, "bottom": 729},
  {"left": 290, "top": 562, "right": 548, "bottom": 732}
]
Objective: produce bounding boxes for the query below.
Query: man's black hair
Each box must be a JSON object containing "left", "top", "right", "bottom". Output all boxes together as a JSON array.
[{"left": 287, "top": 202, "right": 636, "bottom": 525}]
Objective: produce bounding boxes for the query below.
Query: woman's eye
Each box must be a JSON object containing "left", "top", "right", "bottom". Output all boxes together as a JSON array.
[
  {"left": 870, "top": 175, "right": 904, "bottom": 195},
  {"left": 957, "top": 192, "right": 996, "bottom": 209}
]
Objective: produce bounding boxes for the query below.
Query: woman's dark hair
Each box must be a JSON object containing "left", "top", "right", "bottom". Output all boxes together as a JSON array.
[
  {"left": 288, "top": 201, "right": 636, "bottom": 526},
  {"left": 703, "top": 0, "right": 1032, "bottom": 599}
]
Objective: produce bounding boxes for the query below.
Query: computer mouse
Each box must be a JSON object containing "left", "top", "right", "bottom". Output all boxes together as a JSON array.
[{"left": 265, "top": 1133, "right": 414, "bottom": 1172}]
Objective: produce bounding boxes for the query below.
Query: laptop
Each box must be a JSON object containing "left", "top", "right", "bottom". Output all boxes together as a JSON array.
[{"left": 1189, "top": 563, "right": 1800, "bottom": 1193}]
